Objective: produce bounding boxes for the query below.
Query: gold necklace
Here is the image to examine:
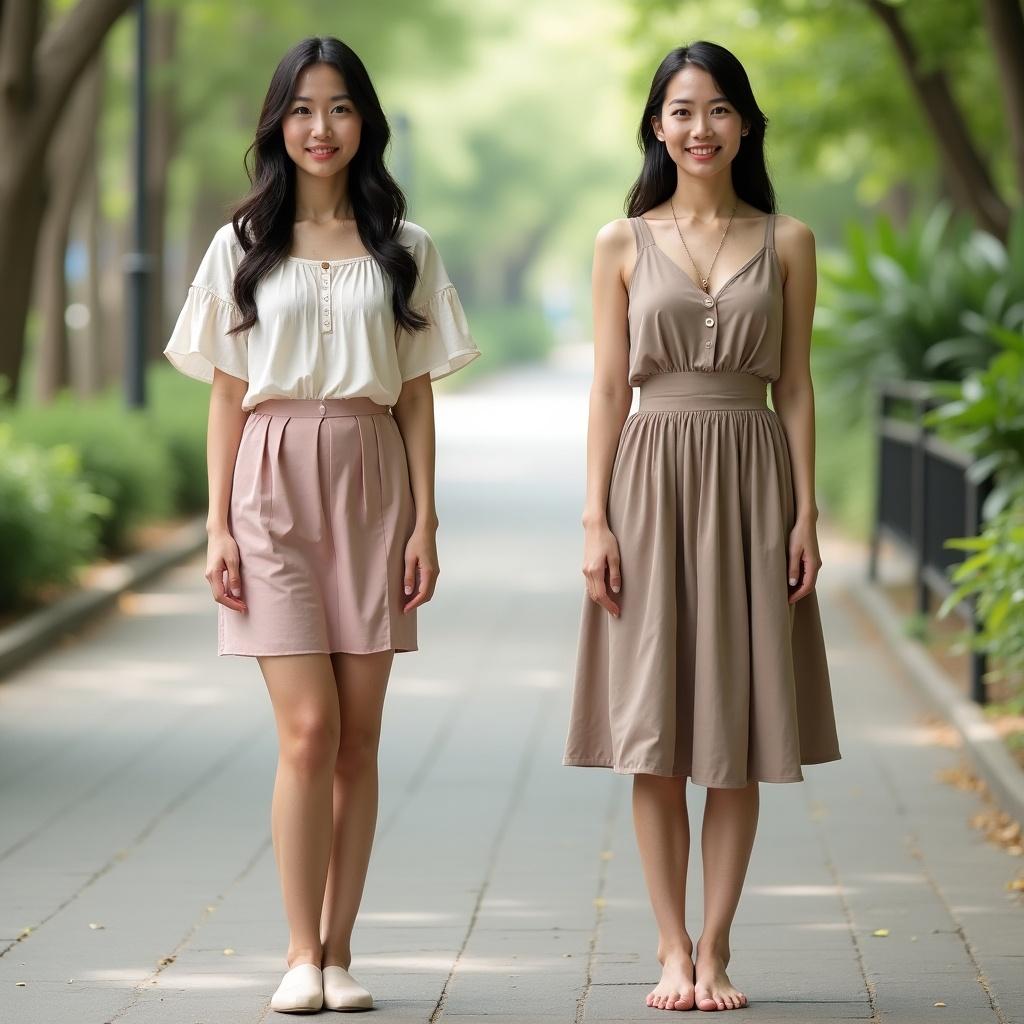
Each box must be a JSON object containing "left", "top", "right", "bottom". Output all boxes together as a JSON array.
[{"left": 669, "top": 196, "right": 738, "bottom": 295}]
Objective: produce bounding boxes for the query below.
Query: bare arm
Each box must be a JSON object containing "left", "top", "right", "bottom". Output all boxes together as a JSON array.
[
  {"left": 581, "top": 220, "right": 634, "bottom": 616},
  {"left": 770, "top": 216, "right": 822, "bottom": 603},
  {"left": 391, "top": 372, "right": 439, "bottom": 612},
  {"left": 205, "top": 367, "right": 249, "bottom": 612}
]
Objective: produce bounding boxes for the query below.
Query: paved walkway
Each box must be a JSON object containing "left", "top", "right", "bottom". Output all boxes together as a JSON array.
[{"left": 1, "top": 349, "right": 1021, "bottom": 1023}]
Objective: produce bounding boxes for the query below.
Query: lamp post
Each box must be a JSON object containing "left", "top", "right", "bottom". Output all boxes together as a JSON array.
[{"left": 124, "top": 0, "right": 152, "bottom": 408}]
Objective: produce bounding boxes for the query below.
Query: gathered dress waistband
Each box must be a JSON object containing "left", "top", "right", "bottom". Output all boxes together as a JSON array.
[
  {"left": 638, "top": 371, "right": 768, "bottom": 412},
  {"left": 251, "top": 397, "right": 390, "bottom": 417}
]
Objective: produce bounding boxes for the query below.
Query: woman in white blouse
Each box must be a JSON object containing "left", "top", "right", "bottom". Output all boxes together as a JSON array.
[{"left": 164, "top": 36, "right": 479, "bottom": 1013}]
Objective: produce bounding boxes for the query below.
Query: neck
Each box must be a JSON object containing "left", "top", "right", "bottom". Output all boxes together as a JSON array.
[
  {"left": 294, "top": 166, "right": 353, "bottom": 223},
  {"left": 669, "top": 172, "right": 739, "bottom": 222}
]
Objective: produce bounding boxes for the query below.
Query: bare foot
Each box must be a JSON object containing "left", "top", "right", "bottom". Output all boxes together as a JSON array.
[
  {"left": 694, "top": 939, "right": 747, "bottom": 1010},
  {"left": 646, "top": 948, "right": 696, "bottom": 1011}
]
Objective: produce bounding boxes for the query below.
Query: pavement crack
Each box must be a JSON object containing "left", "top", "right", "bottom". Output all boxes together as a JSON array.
[
  {"left": 427, "top": 690, "right": 550, "bottom": 1024},
  {"left": 574, "top": 777, "right": 622, "bottom": 1024},
  {"left": 806, "top": 776, "right": 880, "bottom": 1024},
  {"left": 0, "top": 719, "right": 264, "bottom": 962},
  {"left": 103, "top": 835, "right": 273, "bottom": 1023}
]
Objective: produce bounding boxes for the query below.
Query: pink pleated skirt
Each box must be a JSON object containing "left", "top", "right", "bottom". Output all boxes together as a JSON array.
[{"left": 219, "top": 397, "right": 417, "bottom": 657}]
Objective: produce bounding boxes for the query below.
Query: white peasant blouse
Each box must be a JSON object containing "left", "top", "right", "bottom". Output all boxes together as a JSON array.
[{"left": 163, "top": 220, "right": 481, "bottom": 410}]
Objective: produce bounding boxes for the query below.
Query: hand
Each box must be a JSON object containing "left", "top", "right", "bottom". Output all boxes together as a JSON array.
[
  {"left": 582, "top": 522, "right": 621, "bottom": 617},
  {"left": 787, "top": 517, "right": 822, "bottom": 604},
  {"left": 402, "top": 526, "right": 439, "bottom": 613},
  {"left": 206, "top": 529, "right": 247, "bottom": 613}
]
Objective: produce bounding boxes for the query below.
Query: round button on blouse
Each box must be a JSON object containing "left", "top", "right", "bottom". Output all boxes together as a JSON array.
[
  {"left": 318, "top": 402, "right": 327, "bottom": 414},
  {"left": 703, "top": 297, "right": 714, "bottom": 307},
  {"left": 705, "top": 317, "right": 715, "bottom": 327},
  {"left": 321, "top": 261, "right": 329, "bottom": 270},
  {"left": 705, "top": 340, "right": 712, "bottom": 347}
]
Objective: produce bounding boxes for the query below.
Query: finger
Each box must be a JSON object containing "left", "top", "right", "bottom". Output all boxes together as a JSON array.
[
  {"left": 608, "top": 557, "right": 622, "bottom": 595},
  {"left": 789, "top": 555, "right": 818, "bottom": 603},
  {"left": 226, "top": 560, "right": 243, "bottom": 600},
  {"left": 788, "top": 547, "right": 802, "bottom": 589},
  {"left": 408, "top": 567, "right": 436, "bottom": 610},
  {"left": 404, "top": 554, "right": 418, "bottom": 597},
  {"left": 217, "top": 568, "right": 247, "bottom": 611},
  {"left": 207, "top": 563, "right": 227, "bottom": 602},
  {"left": 592, "top": 577, "right": 620, "bottom": 617}
]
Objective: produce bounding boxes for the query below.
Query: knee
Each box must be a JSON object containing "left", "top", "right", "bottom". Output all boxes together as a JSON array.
[
  {"left": 334, "top": 726, "right": 381, "bottom": 780},
  {"left": 280, "top": 715, "right": 340, "bottom": 775}
]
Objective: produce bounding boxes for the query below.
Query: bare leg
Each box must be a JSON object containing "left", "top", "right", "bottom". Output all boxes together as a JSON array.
[
  {"left": 694, "top": 781, "right": 758, "bottom": 1010},
  {"left": 632, "top": 774, "right": 696, "bottom": 1011},
  {"left": 258, "top": 653, "right": 340, "bottom": 970},
  {"left": 319, "top": 649, "right": 394, "bottom": 969}
]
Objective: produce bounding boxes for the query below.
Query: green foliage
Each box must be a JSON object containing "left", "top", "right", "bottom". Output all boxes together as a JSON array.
[
  {"left": 462, "top": 303, "right": 552, "bottom": 378},
  {"left": 147, "top": 365, "right": 210, "bottom": 512},
  {"left": 923, "top": 325, "right": 1024, "bottom": 520},
  {"left": 0, "top": 392, "right": 180, "bottom": 555},
  {"left": 815, "top": 202, "right": 1024, "bottom": 420},
  {"left": 935, "top": 481, "right": 1024, "bottom": 696},
  {"left": 0, "top": 425, "right": 112, "bottom": 613}
]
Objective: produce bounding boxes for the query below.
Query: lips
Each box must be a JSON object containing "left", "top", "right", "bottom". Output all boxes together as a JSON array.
[
  {"left": 307, "top": 147, "right": 338, "bottom": 155},
  {"left": 686, "top": 146, "right": 720, "bottom": 155}
]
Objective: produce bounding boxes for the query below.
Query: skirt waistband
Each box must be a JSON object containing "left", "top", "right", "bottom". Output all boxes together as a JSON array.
[
  {"left": 638, "top": 371, "right": 768, "bottom": 412},
  {"left": 251, "top": 397, "right": 390, "bottom": 418}
]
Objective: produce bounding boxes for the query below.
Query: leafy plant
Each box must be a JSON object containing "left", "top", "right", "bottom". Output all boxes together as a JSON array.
[
  {"left": 815, "top": 201, "right": 1024, "bottom": 420},
  {"left": 936, "top": 480, "right": 1024, "bottom": 695},
  {"left": 0, "top": 425, "right": 112, "bottom": 612},
  {"left": 924, "top": 325, "right": 1024, "bottom": 520}
]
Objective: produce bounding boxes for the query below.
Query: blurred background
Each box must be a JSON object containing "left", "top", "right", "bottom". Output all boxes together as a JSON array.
[{"left": 1, "top": 0, "right": 1022, "bottom": 739}]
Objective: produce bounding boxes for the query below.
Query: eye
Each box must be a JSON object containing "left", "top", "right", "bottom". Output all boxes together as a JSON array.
[
  {"left": 712, "top": 105, "right": 730, "bottom": 114},
  {"left": 290, "top": 104, "right": 352, "bottom": 115}
]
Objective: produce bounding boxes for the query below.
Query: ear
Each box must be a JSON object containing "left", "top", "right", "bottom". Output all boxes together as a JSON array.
[{"left": 651, "top": 113, "right": 665, "bottom": 142}]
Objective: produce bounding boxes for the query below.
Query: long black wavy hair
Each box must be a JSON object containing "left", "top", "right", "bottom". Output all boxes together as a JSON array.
[
  {"left": 227, "top": 37, "right": 428, "bottom": 336},
  {"left": 625, "top": 41, "right": 776, "bottom": 218}
]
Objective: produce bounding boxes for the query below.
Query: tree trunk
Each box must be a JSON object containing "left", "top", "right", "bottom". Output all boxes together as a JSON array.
[
  {"left": 865, "top": 0, "right": 1011, "bottom": 240},
  {"left": 35, "top": 53, "right": 103, "bottom": 402},
  {"left": 980, "top": 0, "right": 1024, "bottom": 202},
  {"left": 145, "top": 4, "right": 178, "bottom": 363},
  {"left": 79, "top": 57, "right": 107, "bottom": 398},
  {"left": 0, "top": 0, "right": 134, "bottom": 401}
]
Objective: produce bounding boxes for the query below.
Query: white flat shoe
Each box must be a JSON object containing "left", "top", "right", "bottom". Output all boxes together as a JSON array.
[
  {"left": 270, "top": 963, "right": 324, "bottom": 1013},
  {"left": 322, "top": 965, "right": 373, "bottom": 1011}
]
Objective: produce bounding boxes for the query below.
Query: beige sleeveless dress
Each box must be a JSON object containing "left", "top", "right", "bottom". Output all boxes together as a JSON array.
[{"left": 563, "top": 213, "right": 842, "bottom": 787}]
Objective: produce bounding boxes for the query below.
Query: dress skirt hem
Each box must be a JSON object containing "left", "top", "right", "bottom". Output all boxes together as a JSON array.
[{"left": 561, "top": 754, "right": 842, "bottom": 788}]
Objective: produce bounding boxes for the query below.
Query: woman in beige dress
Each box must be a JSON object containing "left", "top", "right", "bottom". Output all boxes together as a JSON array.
[
  {"left": 563, "top": 41, "right": 841, "bottom": 1012},
  {"left": 164, "top": 36, "right": 479, "bottom": 1013}
]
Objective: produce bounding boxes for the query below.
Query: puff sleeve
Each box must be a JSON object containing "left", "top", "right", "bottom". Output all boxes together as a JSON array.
[
  {"left": 163, "top": 223, "right": 249, "bottom": 383},
  {"left": 396, "top": 226, "right": 481, "bottom": 383}
]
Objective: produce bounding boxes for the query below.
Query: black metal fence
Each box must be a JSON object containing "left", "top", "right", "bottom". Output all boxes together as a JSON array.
[{"left": 867, "top": 379, "right": 993, "bottom": 703}]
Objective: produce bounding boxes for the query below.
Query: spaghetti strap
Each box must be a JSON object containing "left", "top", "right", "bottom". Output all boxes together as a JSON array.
[
  {"left": 630, "top": 216, "right": 655, "bottom": 251},
  {"left": 763, "top": 212, "right": 775, "bottom": 250}
]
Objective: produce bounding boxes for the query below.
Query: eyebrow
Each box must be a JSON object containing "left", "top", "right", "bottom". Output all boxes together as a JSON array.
[
  {"left": 291, "top": 94, "right": 351, "bottom": 102},
  {"left": 668, "top": 95, "right": 729, "bottom": 105}
]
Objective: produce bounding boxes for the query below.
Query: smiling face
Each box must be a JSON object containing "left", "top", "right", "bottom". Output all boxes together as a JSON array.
[
  {"left": 281, "top": 62, "right": 362, "bottom": 178},
  {"left": 651, "top": 64, "right": 747, "bottom": 177}
]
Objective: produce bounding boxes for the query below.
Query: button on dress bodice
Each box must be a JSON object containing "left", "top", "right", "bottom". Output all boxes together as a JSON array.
[{"left": 625, "top": 213, "right": 783, "bottom": 383}]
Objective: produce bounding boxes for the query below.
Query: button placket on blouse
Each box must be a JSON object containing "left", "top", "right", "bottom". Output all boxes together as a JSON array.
[
  {"left": 319, "top": 261, "right": 332, "bottom": 334},
  {"left": 701, "top": 294, "right": 717, "bottom": 370}
]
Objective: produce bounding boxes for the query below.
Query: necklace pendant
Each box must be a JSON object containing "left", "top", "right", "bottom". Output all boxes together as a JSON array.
[{"left": 700, "top": 277, "right": 709, "bottom": 292}]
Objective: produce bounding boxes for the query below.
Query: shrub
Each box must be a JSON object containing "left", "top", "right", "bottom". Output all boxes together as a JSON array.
[
  {"left": 0, "top": 391, "right": 180, "bottom": 555},
  {"left": 0, "top": 425, "right": 112, "bottom": 612}
]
